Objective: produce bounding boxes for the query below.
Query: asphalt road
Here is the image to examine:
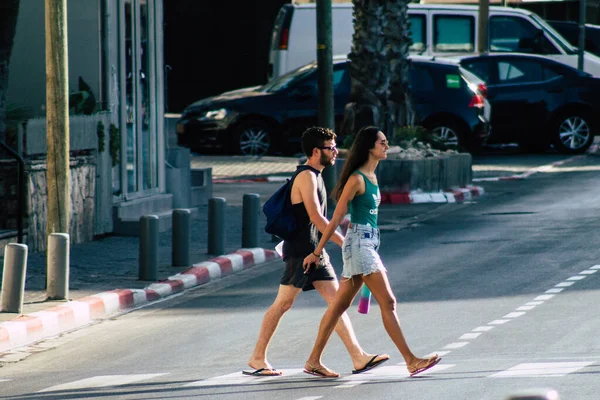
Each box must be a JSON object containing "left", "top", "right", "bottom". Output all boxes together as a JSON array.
[{"left": 1, "top": 152, "right": 599, "bottom": 400}]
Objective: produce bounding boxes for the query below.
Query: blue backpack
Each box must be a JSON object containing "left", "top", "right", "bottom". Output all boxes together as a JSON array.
[{"left": 263, "top": 166, "right": 311, "bottom": 240}]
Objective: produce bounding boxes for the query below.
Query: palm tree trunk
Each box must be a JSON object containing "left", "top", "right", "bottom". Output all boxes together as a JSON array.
[
  {"left": 342, "top": 0, "right": 414, "bottom": 138},
  {"left": 0, "top": 0, "right": 21, "bottom": 143}
]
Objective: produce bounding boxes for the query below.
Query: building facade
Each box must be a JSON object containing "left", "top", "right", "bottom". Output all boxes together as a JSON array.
[{"left": 5, "top": 0, "right": 172, "bottom": 245}]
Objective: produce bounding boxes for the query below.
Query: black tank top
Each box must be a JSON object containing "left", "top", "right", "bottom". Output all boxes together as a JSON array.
[{"left": 282, "top": 165, "right": 327, "bottom": 259}]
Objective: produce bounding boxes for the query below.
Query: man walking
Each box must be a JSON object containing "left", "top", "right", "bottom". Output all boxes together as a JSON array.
[{"left": 245, "top": 127, "right": 388, "bottom": 378}]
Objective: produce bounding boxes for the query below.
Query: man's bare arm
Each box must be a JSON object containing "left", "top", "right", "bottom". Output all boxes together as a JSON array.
[{"left": 295, "top": 171, "right": 344, "bottom": 247}]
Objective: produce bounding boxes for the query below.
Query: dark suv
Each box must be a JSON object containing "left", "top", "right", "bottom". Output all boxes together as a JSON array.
[{"left": 177, "top": 56, "right": 490, "bottom": 155}]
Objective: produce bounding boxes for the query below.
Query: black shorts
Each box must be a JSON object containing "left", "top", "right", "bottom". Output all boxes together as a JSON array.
[{"left": 280, "top": 257, "right": 336, "bottom": 292}]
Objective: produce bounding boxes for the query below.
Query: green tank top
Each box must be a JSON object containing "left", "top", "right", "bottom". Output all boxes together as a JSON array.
[{"left": 349, "top": 171, "right": 381, "bottom": 228}]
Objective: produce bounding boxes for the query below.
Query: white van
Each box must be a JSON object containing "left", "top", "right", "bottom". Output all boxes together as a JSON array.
[{"left": 268, "top": 3, "right": 600, "bottom": 79}]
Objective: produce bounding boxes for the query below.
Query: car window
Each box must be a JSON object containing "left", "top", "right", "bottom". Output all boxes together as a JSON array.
[
  {"left": 333, "top": 67, "right": 349, "bottom": 90},
  {"left": 461, "top": 59, "right": 490, "bottom": 83},
  {"left": 409, "top": 65, "right": 435, "bottom": 91},
  {"left": 409, "top": 14, "right": 426, "bottom": 53},
  {"left": 433, "top": 15, "right": 474, "bottom": 52},
  {"left": 260, "top": 63, "right": 316, "bottom": 92},
  {"left": 496, "top": 59, "right": 544, "bottom": 84},
  {"left": 490, "top": 16, "right": 560, "bottom": 55},
  {"left": 543, "top": 66, "right": 561, "bottom": 81}
]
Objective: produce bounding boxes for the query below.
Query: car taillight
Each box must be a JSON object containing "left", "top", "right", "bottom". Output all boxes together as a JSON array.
[
  {"left": 469, "top": 94, "right": 484, "bottom": 108},
  {"left": 477, "top": 83, "right": 488, "bottom": 98},
  {"left": 279, "top": 28, "right": 289, "bottom": 50}
]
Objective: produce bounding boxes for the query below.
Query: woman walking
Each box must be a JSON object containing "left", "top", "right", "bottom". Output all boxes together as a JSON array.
[{"left": 302, "top": 126, "right": 441, "bottom": 378}]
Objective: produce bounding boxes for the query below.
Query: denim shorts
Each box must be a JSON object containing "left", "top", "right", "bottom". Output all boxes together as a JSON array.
[{"left": 342, "top": 223, "right": 386, "bottom": 279}]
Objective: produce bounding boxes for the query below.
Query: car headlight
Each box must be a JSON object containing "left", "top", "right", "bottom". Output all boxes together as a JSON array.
[{"left": 196, "top": 108, "right": 228, "bottom": 121}]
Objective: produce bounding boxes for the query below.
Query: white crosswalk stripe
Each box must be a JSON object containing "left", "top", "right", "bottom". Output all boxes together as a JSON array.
[
  {"left": 32, "top": 360, "right": 597, "bottom": 393},
  {"left": 37, "top": 374, "right": 169, "bottom": 393},
  {"left": 489, "top": 362, "right": 595, "bottom": 378}
]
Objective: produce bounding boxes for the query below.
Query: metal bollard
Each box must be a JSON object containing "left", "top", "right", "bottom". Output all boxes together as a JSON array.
[
  {"left": 242, "top": 193, "right": 260, "bottom": 248},
  {"left": 47, "top": 233, "right": 70, "bottom": 300},
  {"left": 1, "top": 243, "right": 28, "bottom": 313},
  {"left": 139, "top": 215, "right": 159, "bottom": 281},
  {"left": 172, "top": 209, "right": 191, "bottom": 267},
  {"left": 208, "top": 197, "right": 226, "bottom": 255}
]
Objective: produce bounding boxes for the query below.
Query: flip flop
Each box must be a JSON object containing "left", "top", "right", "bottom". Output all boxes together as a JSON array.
[
  {"left": 303, "top": 366, "right": 340, "bottom": 378},
  {"left": 352, "top": 354, "right": 390, "bottom": 374},
  {"left": 242, "top": 368, "right": 282, "bottom": 377},
  {"left": 408, "top": 356, "right": 442, "bottom": 377}
]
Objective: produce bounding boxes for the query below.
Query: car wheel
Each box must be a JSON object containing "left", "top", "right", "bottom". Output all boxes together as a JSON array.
[
  {"left": 430, "top": 122, "right": 462, "bottom": 148},
  {"left": 552, "top": 112, "right": 594, "bottom": 154},
  {"left": 234, "top": 120, "right": 272, "bottom": 156}
]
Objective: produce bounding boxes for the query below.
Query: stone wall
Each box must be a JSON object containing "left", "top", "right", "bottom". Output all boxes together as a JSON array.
[
  {"left": 0, "top": 159, "right": 21, "bottom": 230},
  {"left": 27, "top": 155, "right": 96, "bottom": 252}
]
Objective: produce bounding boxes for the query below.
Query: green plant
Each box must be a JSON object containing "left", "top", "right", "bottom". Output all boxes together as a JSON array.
[
  {"left": 109, "top": 123, "right": 120, "bottom": 167},
  {"left": 392, "top": 125, "right": 455, "bottom": 151},
  {"left": 391, "top": 125, "right": 430, "bottom": 145},
  {"left": 97, "top": 121, "right": 105, "bottom": 153}
]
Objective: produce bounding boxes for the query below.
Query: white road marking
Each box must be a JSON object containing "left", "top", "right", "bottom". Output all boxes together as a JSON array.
[
  {"left": 473, "top": 326, "right": 494, "bottom": 332},
  {"left": 516, "top": 306, "right": 536, "bottom": 311},
  {"left": 489, "top": 362, "right": 595, "bottom": 378},
  {"left": 38, "top": 374, "right": 168, "bottom": 392},
  {"left": 590, "top": 265, "right": 600, "bottom": 270},
  {"left": 489, "top": 319, "right": 510, "bottom": 325},
  {"left": 444, "top": 342, "right": 469, "bottom": 349},
  {"left": 334, "top": 380, "right": 367, "bottom": 388},
  {"left": 427, "top": 351, "right": 451, "bottom": 357},
  {"left": 580, "top": 269, "right": 597, "bottom": 275},
  {"left": 555, "top": 282, "right": 575, "bottom": 287},
  {"left": 185, "top": 369, "right": 304, "bottom": 387},
  {"left": 296, "top": 397, "right": 323, "bottom": 400},
  {"left": 534, "top": 294, "right": 555, "bottom": 301},
  {"left": 567, "top": 275, "right": 586, "bottom": 281},
  {"left": 545, "top": 288, "right": 563, "bottom": 294},
  {"left": 525, "top": 301, "right": 544, "bottom": 306},
  {"left": 503, "top": 312, "right": 526, "bottom": 319},
  {"left": 459, "top": 333, "right": 482, "bottom": 340}
]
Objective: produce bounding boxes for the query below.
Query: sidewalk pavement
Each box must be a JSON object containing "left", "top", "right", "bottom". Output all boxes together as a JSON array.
[{"left": 0, "top": 155, "right": 485, "bottom": 355}]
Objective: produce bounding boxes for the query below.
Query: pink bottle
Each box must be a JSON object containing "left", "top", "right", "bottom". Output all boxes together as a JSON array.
[{"left": 358, "top": 285, "right": 371, "bottom": 314}]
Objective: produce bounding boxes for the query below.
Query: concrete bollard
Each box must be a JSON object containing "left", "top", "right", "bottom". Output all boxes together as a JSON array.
[
  {"left": 172, "top": 209, "right": 191, "bottom": 267},
  {"left": 208, "top": 197, "right": 226, "bottom": 255},
  {"left": 1, "top": 243, "right": 28, "bottom": 313},
  {"left": 47, "top": 233, "right": 70, "bottom": 300},
  {"left": 505, "top": 388, "right": 560, "bottom": 400},
  {"left": 242, "top": 193, "right": 260, "bottom": 248},
  {"left": 139, "top": 215, "right": 159, "bottom": 281}
]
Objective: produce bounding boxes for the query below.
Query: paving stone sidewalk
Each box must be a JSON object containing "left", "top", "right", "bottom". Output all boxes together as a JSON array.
[{"left": 0, "top": 156, "right": 302, "bottom": 324}]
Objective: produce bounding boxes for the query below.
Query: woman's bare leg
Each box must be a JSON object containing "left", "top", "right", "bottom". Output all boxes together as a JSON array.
[
  {"left": 363, "top": 271, "right": 437, "bottom": 371},
  {"left": 304, "top": 276, "right": 362, "bottom": 376}
]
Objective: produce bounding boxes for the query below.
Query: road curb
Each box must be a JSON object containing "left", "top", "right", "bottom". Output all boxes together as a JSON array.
[
  {"left": 0, "top": 248, "right": 279, "bottom": 353},
  {"left": 381, "top": 185, "right": 485, "bottom": 204}
]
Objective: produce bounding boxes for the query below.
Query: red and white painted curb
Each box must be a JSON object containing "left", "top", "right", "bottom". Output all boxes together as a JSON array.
[
  {"left": 381, "top": 185, "right": 485, "bottom": 205},
  {"left": 0, "top": 248, "right": 279, "bottom": 353}
]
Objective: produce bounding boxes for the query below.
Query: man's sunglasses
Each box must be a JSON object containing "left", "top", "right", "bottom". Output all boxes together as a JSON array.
[{"left": 318, "top": 145, "right": 337, "bottom": 152}]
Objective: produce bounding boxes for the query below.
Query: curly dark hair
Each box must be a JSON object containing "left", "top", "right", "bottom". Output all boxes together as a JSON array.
[{"left": 300, "top": 126, "right": 337, "bottom": 157}]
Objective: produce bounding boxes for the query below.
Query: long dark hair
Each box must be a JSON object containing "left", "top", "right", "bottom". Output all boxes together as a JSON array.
[{"left": 332, "top": 126, "right": 381, "bottom": 201}]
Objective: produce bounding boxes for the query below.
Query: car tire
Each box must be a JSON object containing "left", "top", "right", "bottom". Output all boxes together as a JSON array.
[
  {"left": 429, "top": 121, "right": 463, "bottom": 149},
  {"left": 552, "top": 111, "right": 594, "bottom": 154},
  {"left": 233, "top": 120, "right": 273, "bottom": 156}
]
